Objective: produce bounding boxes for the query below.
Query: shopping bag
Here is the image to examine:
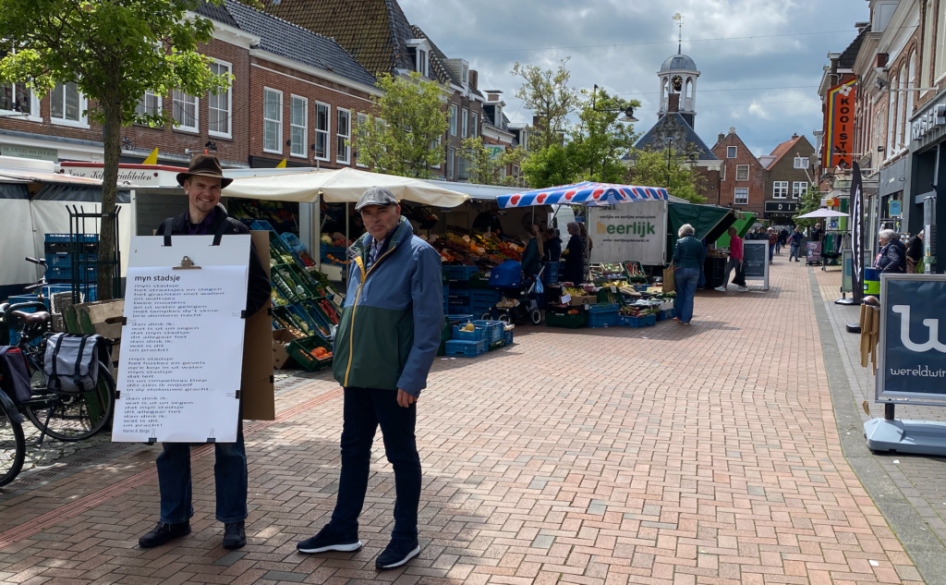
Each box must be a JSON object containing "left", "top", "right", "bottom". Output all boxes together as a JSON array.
[{"left": 662, "top": 263, "right": 675, "bottom": 292}]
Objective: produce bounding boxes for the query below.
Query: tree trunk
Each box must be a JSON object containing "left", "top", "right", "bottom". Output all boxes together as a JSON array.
[{"left": 97, "top": 92, "right": 122, "bottom": 301}]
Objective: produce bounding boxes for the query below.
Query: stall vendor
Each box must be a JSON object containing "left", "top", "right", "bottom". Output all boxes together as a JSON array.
[
  {"left": 472, "top": 209, "right": 503, "bottom": 236},
  {"left": 562, "top": 222, "right": 584, "bottom": 284}
]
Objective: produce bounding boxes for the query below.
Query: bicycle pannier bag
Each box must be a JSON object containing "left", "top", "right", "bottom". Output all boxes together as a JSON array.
[
  {"left": 43, "top": 333, "right": 110, "bottom": 393},
  {"left": 0, "top": 346, "right": 32, "bottom": 404}
]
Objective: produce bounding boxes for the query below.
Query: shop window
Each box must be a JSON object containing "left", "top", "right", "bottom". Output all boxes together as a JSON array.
[
  {"left": 135, "top": 90, "right": 162, "bottom": 119},
  {"left": 773, "top": 181, "right": 788, "bottom": 199},
  {"left": 337, "top": 108, "right": 351, "bottom": 164},
  {"left": 208, "top": 60, "right": 232, "bottom": 138},
  {"left": 172, "top": 89, "right": 198, "bottom": 133},
  {"left": 792, "top": 181, "right": 808, "bottom": 199},
  {"left": 449, "top": 104, "right": 458, "bottom": 136},
  {"left": 290, "top": 95, "right": 307, "bottom": 158},
  {"left": 447, "top": 146, "right": 456, "bottom": 179},
  {"left": 793, "top": 156, "right": 807, "bottom": 169},
  {"left": 734, "top": 188, "right": 749, "bottom": 205},
  {"left": 314, "top": 102, "right": 330, "bottom": 161},
  {"left": 736, "top": 164, "right": 749, "bottom": 181},
  {"left": 50, "top": 82, "right": 88, "bottom": 128},
  {"left": 263, "top": 88, "right": 282, "bottom": 153},
  {"left": 727, "top": 146, "right": 737, "bottom": 158}
]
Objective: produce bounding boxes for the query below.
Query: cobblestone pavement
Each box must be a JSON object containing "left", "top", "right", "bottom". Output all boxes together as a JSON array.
[{"left": 0, "top": 259, "right": 925, "bottom": 584}]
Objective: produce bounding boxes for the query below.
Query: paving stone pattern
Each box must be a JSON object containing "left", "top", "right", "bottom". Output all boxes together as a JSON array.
[{"left": 0, "top": 260, "right": 923, "bottom": 584}]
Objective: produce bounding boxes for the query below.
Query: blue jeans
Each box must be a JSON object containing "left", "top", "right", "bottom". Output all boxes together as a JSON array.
[
  {"left": 157, "top": 429, "right": 247, "bottom": 524},
  {"left": 330, "top": 388, "right": 421, "bottom": 541},
  {"left": 769, "top": 245, "right": 774, "bottom": 262},
  {"left": 674, "top": 267, "right": 700, "bottom": 323},
  {"left": 790, "top": 244, "right": 800, "bottom": 261}
]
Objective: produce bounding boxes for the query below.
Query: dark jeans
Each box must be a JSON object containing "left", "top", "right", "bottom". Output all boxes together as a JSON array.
[
  {"left": 674, "top": 267, "right": 700, "bottom": 323},
  {"left": 330, "top": 388, "right": 421, "bottom": 541},
  {"left": 157, "top": 429, "right": 247, "bottom": 524},
  {"left": 790, "top": 244, "right": 800, "bottom": 261}
]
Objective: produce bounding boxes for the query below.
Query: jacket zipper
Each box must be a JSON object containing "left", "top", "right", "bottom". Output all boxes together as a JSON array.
[{"left": 343, "top": 244, "right": 397, "bottom": 387}]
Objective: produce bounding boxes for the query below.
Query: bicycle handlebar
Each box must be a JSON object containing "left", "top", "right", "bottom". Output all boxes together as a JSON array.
[{"left": 25, "top": 256, "right": 44, "bottom": 266}]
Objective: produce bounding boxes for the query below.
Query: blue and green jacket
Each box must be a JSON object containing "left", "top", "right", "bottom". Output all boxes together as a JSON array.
[{"left": 333, "top": 218, "right": 444, "bottom": 396}]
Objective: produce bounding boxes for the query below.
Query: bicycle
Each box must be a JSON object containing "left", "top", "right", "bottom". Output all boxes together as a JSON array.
[
  {"left": 1, "top": 257, "right": 116, "bottom": 447},
  {"left": 0, "top": 386, "right": 26, "bottom": 487}
]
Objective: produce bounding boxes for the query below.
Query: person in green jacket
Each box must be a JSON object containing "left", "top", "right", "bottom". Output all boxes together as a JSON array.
[
  {"left": 296, "top": 187, "right": 443, "bottom": 571},
  {"left": 672, "top": 223, "right": 706, "bottom": 325},
  {"left": 520, "top": 224, "right": 544, "bottom": 278}
]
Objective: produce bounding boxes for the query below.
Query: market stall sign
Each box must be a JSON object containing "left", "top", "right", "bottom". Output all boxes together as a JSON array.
[
  {"left": 741, "top": 240, "right": 770, "bottom": 290},
  {"left": 876, "top": 275, "right": 946, "bottom": 404},
  {"left": 61, "top": 162, "right": 180, "bottom": 188},
  {"left": 764, "top": 202, "right": 798, "bottom": 213},
  {"left": 0, "top": 144, "right": 58, "bottom": 163},
  {"left": 821, "top": 198, "right": 839, "bottom": 207},
  {"left": 824, "top": 80, "right": 857, "bottom": 170},
  {"left": 588, "top": 200, "right": 667, "bottom": 266},
  {"left": 912, "top": 104, "right": 946, "bottom": 141}
]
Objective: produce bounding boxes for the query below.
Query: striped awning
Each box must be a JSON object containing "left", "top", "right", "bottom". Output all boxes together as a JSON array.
[{"left": 496, "top": 181, "right": 669, "bottom": 208}]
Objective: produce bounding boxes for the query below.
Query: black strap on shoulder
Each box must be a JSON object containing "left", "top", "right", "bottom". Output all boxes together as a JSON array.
[
  {"left": 73, "top": 335, "right": 89, "bottom": 387},
  {"left": 211, "top": 217, "right": 229, "bottom": 247},
  {"left": 163, "top": 218, "right": 174, "bottom": 247}
]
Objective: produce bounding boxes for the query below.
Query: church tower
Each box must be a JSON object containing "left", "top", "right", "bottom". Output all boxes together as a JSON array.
[{"left": 658, "top": 14, "right": 700, "bottom": 129}]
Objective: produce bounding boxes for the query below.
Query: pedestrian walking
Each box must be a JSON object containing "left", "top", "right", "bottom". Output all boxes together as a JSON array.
[
  {"left": 138, "top": 155, "right": 271, "bottom": 550},
  {"left": 777, "top": 228, "right": 789, "bottom": 254},
  {"left": 672, "top": 223, "right": 705, "bottom": 325},
  {"left": 716, "top": 227, "right": 747, "bottom": 292},
  {"left": 789, "top": 227, "right": 803, "bottom": 262},
  {"left": 562, "top": 222, "right": 585, "bottom": 284},
  {"left": 875, "top": 229, "right": 907, "bottom": 273},
  {"left": 767, "top": 228, "right": 777, "bottom": 263},
  {"left": 906, "top": 231, "right": 924, "bottom": 273},
  {"left": 296, "top": 188, "right": 442, "bottom": 570}
]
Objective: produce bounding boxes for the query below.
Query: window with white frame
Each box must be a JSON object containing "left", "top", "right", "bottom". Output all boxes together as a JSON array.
[
  {"left": 471, "top": 112, "right": 478, "bottom": 138},
  {"left": 793, "top": 156, "right": 807, "bottom": 169},
  {"left": 314, "top": 102, "right": 330, "bottom": 161},
  {"left": 736, "top": 164, "right": 749, "bottom": 181},
  {"left": 263, "top": 88, "right": 282, "bottom": 153},
  {"left": 461, "top": 108, "right": 469, "bottom": 138},
  {"left": 734, "top": 188, "right": 749, "bottom": 205},
  {"left": 887, "top": 79, "right": 897, "bottom": 153},
  {"left": 355, "top": 112, "right": 369, "bottom": 167},
  {"left": 416, "top": 49, "right": 427, "bottom": 77},
  {"left": 172, "top": 89, "right": 198, "bottom": 132},
  {"left": 449, "top": 104, "right": 458, "bottom": 136},
  {"left": 461, "top": 64, "right": 469, "bottom": 85},
  {"left": 727, "top": 146, "right": 737, "bottom": 158},
  {"left": 337, "top": 108, "right": 351, "bottom": 164},
  {"left": 792, "top": 181, "right": 808, "bottom": 199},
  {"left": 208, "top": 60, "right": 231, "bottom": 137},
  {"left": 290, "top": 95, "right": 307, "bottom": 158},
  {"left": 50, "top": 82, "right": 87, "bottom": 127},
  {"left": 431, "top": 136, "right": 442, "bottom": 169},
  {"left": 447, "top": 146, "right": 456, "bottom": 179},
  {"left": 1, "top": 81, "right": 36, "bottom": 116},
  {"left": 135, "top": 90, "right": 162, "bottom": 119},
  {"left": 772, "top": 181, "right": 788, "bottom": 199}
]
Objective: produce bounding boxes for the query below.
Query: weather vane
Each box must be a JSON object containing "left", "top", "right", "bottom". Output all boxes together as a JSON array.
[{"left": 673, "top": 13, "right": 683, "bottom": 55}]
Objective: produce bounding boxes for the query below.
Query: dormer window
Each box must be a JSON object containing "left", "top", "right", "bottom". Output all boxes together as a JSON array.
[{"left": 417, "top": 49, "right": 428, "bottom": 77}]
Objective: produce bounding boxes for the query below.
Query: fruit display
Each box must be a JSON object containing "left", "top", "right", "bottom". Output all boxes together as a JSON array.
[
  {"left": 428, "top": 231, "right": 523, "bottom": 268},
  {"left": 619, "top": 301, "right": 661, "bottom": 317},
  {"left": 309, "top": 346, "right": 333, "bottom": 361},
  {"left": 624, "top": 261, "right": 647, "bottom": 282},
  {"left": 230, "top": 199, "right": 299, "bottom": 232},
  {"left": 592, "top": 263, "right": 625, "bottom": 280}
]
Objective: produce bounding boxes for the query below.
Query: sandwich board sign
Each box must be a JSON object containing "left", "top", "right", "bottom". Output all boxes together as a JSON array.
[
  {"left": 112, "top": 234, "right": 250, "bottom": 443},
  {"left": 741, "top": 240, "right": 769, "bottom": 291}
]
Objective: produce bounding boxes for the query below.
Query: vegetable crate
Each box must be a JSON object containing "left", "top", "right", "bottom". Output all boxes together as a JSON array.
[
  {"left": 452, "top": 324, "right": 488, "bottom": 342},
  {"left": 471, "top": 320, "right": 504, "bottom": 343},
  {"left": 624, "top": 260, "right": 647, "bottom": 283},
  {"left": 448, "top": 304, "right": 474, "bottom": 316},
  {"left": 587, "top": 304, "right": 619, "bottom": 329},
  {"left": 446, "top": 314, "right": 474, "bottom": 326},
  {"left": 488, "top": 339, "right": 506, "bottom": 351},
  {"left": 617, "top": 314, "right": 656, "bottom": 328},
  {"left": 287, "top": 336, "right": 334, "bottom": 371},
  {"left": 504, "top": 329, "right": 514, "bottom": 345},
  {"left": 542, "top": 262, "right": 560, "bottom": 284},
  {"left": 546, "top": 312, "right": 588, "bottom": 329},
  {"left": 280, "top": 232, "right": 307, "bottom": 253},
  {"left": 657, "top": 309, "right": 676, "bottom": 321},
  {"left": 250, "top": 220, "right": 276, "bottom": 232},
  {"left": 445, "top": 339, "right": 487, "bottom": 357},
  {"left": 47, "top": 253, "right": 98, "bottom": 269},
  {"left": 442, "top": 265, "right": 479, "bottom": 280}
]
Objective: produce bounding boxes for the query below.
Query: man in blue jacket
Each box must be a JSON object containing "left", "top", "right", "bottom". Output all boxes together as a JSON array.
[{"left": 297, "top": 187, "right": 443, "bottom": 570}]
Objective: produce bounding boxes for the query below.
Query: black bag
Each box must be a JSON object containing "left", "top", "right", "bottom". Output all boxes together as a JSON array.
[
  {"left": 43, "top": 333, "right": 111, "bottom": 394},
  {"left": 0, "top": 346, "right": 33, "bottom": 404}
]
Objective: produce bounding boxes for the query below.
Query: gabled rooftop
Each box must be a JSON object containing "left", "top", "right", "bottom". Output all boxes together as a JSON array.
[{"left": 629, "top": 113, "right": 719, "bottom": 161}]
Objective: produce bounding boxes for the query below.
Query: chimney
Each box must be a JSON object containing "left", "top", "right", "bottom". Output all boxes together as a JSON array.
[
  {"left": 718, "top": 133, "right": 726, "bottom": 143},
  {"left": 667, "top": 94, "right": 680, "bottom": 113},
  {"left": 469, "top": 70, "right": 478, "bottom": 90},
  {"left": 487, "top": 90, "right": 502, "bottom": 102},
  {"left": 792, "top": 132, "right": 798, "bottom": 138}
]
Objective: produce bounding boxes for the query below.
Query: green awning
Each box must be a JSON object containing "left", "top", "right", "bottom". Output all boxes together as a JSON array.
[
  {"left": 668, "top": 203, "right": 736, "bottom": 252},
  {"left": 716, "top": 211, "right": 757, "bottom": 248}
]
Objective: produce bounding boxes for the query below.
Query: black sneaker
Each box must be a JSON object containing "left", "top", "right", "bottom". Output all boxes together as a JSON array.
[
  {"left": 296, "top": 525, "right": 362, "bottom": 554},
  {"left": 138, "top": 521, "right": 191, "bottom": 548},
  {"left": 223, "top": 521, "right": 246, "bottom": 550},
  {"left": 375, "top": 538, "right": 420, "bottom": 570}
]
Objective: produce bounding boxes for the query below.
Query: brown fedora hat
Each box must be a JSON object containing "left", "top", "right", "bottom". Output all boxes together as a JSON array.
[{"left": 176, "top": 154, "right": 233, "bottom": 188}]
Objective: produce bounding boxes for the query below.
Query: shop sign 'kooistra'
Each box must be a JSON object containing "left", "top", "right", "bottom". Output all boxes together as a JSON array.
[{"left": 824, "top": 80, "right": 857, "bottom": 170}]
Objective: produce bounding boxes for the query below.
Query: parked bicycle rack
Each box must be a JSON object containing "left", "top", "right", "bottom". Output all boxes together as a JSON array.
[{"left": 66, "top": 205, "right": 123, "bottom": 304}]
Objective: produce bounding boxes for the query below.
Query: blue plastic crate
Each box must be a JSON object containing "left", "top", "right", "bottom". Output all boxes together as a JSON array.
[
  {"left": 47, "top": 253, "right": 99, "bottom": 269},
  {"left": 47, "top": 266, "right": 97, "bottom": 281},
  {"left": 449, "top": 288, "right": 471, "bottom": 298},
  {"left": 45, "top": 233, "right": 98, "bottom": 243},
  {"left": 471, "top": 320, "right": 504, "bottom": 343},
  {"left": 542, "top": 262, "right": 560, "bottom": 284},
  {"left": 617, "top": 314, "right": 656, "bottom": 328},
  {"left": 588, "top": 311, "right": 618, "bottom": 329},
  {"left": 504, "top": 329, "right": 514, "bottom": 345},
  {"left": 442, "top": 265, "right": 479, "bottom": 280},
  {"left": 444, "top": 339, "right": 487, "bottom": 357},
  {"left": 448, "top": 304, "right": 473, "bottom": 316},
  {"left": 588, "top": 303, "right": 620, "bottom": 314},
  {"left": 250, "top": 220, "right": 276, "bottom": 232},
  {"left": 471, "top": 289, "right": 501, "bottom": 303},
  {"left": 445, "top": 314, "right": 474, "bottom": 326},
  {"left": 6, "top": 294, "right": 40, "bottom": 306},
  {"left": 279, "top": 232, "right": 307, "bottom": 253},
  {"left": 657, "top": 309, "right": 676, "bottom": 321},
  {"left": 319, "top": 245, "right": 348, "bottom": 260},
  {"left": 452, "top": 324, "right": 487, "bottom": 341}
]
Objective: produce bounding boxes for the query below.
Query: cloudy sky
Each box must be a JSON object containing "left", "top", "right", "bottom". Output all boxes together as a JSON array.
[{"left": 400, "top": 0, "right": 867, "bottom": 157}]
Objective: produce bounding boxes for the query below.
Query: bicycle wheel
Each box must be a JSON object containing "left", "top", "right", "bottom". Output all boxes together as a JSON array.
[
  {"left": 23, "top": 363, "right": 115, "bottom": 442},
  {"left": 0, "top": 402, "right": 26, "bottom": 487}
]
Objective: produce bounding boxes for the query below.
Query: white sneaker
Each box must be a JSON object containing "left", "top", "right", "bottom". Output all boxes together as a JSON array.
[
  {"left": 736, "top": 286, "right": 749, "bottom": 292},
  {"left": 714, "top": 286, "right": 726, "bottom": 292}
]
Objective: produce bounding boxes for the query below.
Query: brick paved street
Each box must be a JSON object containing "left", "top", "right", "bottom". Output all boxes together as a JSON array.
[{"left": 0, "top": 259, "right": 926, "bottom": 584}]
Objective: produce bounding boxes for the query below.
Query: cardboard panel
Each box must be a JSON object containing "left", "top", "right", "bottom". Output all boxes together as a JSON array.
[{"left": 242, "top": 230, "right": 276, "bottom": 421}]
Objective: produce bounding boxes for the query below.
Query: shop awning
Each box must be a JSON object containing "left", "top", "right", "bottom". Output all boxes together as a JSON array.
[
  {"left": 0, "top": 169, "right": 110, "bottom": 186},
  {"left": 668, "top": 203, "right": 738, "bottom": 250},
  {"left": 715, "top": 211, "right": 757, "bottom": 248},
  {"left": 496, "top": 182, "right": 669, "bottom": 209},
  {"left": 223, "top": 167, "right": 470, "bottom": 208}
]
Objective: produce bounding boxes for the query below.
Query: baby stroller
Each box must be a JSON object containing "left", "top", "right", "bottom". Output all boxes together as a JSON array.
[{"left": 480, "top": 261, "right": 544, "bottom": 326}]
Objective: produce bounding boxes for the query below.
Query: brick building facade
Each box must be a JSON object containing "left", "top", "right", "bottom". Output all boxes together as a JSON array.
[
  {"left": 712, "top": 129, "right": 766, "bottom": 216},
  {"left": 761, "top": 134, "right": 816, "bottom": 224}
]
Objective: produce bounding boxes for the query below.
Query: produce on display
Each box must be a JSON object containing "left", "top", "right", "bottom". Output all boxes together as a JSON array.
[{"left": 429, "top": 231, "right": 523, "bottom": 268}]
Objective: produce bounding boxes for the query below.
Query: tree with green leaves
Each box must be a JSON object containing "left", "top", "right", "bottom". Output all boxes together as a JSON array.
[
  {"left": 567, "top": 88, "right": 639, "bottom": 183},
  {"left": 792, "top": 185, "right": 823, "bottom": 228},
  {"left": 459, "top": 137, "right": 503, "bottom": 185},
  {"left": 0, "top": 0, "right": 233, "bottom": 299},
  {"left": 511, "top": 59, "right": 578, "bottom": 153},
  {"left": 625, "top": 145, "right": 706, "bottom": 203},
  {"left": 354, "top": 72, "right": 449, "bottom": 179}
]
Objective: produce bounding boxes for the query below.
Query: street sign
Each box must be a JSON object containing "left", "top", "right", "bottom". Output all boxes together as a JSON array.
[{"left": 876, "top": 274, "right": 946, "bottom": 405}]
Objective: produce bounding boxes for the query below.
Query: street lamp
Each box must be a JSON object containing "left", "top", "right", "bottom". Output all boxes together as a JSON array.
[{"left": 592, "top": 84, "right": 638, "bottom": 123}]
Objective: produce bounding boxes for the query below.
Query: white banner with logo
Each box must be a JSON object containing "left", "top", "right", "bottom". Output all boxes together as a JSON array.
[{"left": 587, "top": 200, "right": 667, "bottom": 266}]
